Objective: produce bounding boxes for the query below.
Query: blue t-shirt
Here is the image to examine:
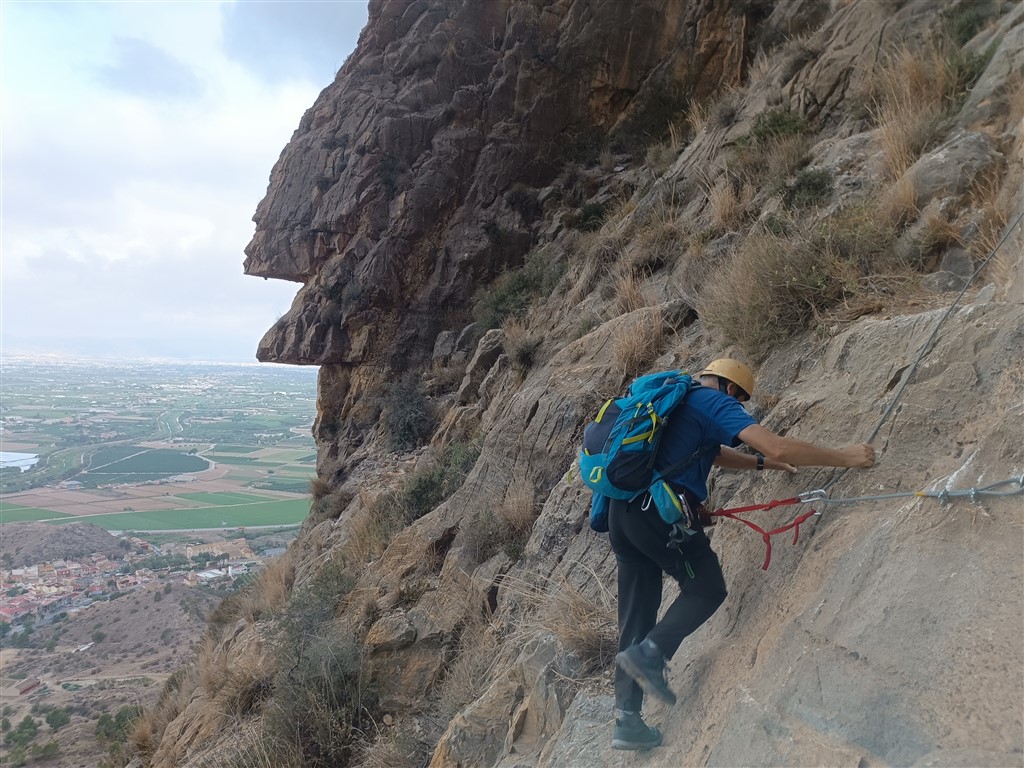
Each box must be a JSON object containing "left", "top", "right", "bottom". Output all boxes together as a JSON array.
[{"left": 654, "top": 385, "right": 757, "bottom": 501}]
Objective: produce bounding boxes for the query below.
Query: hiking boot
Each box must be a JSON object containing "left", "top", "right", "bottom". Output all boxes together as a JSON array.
[
  {"left": 615, "top": 643, "right": 678, "bottom": 706},
  {"left": 611, "top": 711, "right": 662, "bottom": 751}
]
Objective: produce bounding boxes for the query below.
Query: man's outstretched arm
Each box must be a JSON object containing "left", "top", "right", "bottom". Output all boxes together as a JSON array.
[
  {"left": 737, "top": 424, "right": 875, "bottom": 469},
  {"left": 714, "top": 446, "right": 797, "bottom": 474}
]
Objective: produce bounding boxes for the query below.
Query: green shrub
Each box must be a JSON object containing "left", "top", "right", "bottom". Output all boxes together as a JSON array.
[
  {"left": 750, "top": 108, "right": 810, "bottom": 144},
  {"left": 568, "top": 202, "right": 608, "bottom": 232},
  {"left": 95, "top": 706, "right": 141, "bottom": 745},
  {"left": 44, "top": 709, "right": 70, "bottom": 731},
  {"left": 472, "top": 250, "right": 566, "bottom": 331},
  {"left": 401, "top": 441, "right": 479, "bottom": 521},
  {"left": 380, "top": 374, "right": 434, "bottom": 452},
  {"left": 612, "top": 78, "right": 691, "bottom": 155},
  {"left": 701, "top": 231, "right": 849, "bottom": 355},
  {"left": 260, "top": 563, "right": 364, "bottom": 767},
  {"left": 505, "top": 184, "right": 542, "bottom": 221},
  {"left": 785, "top": 168, "right": 834, "bottom": 209},
  {"left": 352, "top": 441, "right": 480, "bottom": 558},
  {"left": 943, "top": 5, "right": 987, "bottom": 46}
]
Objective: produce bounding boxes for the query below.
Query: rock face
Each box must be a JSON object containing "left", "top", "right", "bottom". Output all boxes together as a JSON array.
[
  {"left": 245, "top": 0, "right": 777, "bottom": 369},
  {"left": 149, "top": 1, "right": 1024, "bottom": 767}
]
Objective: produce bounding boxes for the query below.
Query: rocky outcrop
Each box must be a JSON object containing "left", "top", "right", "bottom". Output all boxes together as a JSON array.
[{"left": 244, "top": 0, "right": 781, "bottom": 370}]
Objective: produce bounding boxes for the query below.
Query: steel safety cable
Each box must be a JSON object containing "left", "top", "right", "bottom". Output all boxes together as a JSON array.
[{"left": 816, "top": 209, "right": 1024, "bottom": 497}]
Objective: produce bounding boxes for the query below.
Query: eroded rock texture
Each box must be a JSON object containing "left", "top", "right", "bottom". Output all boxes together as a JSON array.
[{"left": 245, "top": 0, "right": 778, "bottom": 368}]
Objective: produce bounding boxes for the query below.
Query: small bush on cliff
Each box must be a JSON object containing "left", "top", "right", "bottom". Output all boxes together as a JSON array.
[
  {"left": 701, "top": 229, "right": 850, "bottom": 355},
  {"left": 612, "top": 78, "right": 692, "bottom": 157},
  {"left": 380, "top": 374, "right": 434, "bottom": 452},
  {"left": 864, "top": 38, "right": 994, "bottom": 179},
  {"left": 348, "top": 441, "right": 480, "bottom": 560},
  {"left": 750, "top": 107, "right": 810, "bottom": 144},
  {"left": 250, "top": 561, "right": 364, "bottom": 767},
  {"left": 612, "top": 307, "right": 665, "bottom": 379},
  {"left": 567, "top": 202, "right": 608, "bottom": 232},
  {"left": 505, "top": 183, "right": 543, "bottom": 221},
  {"left": 473, "top": 249, "right": 566, "bottom": 331},
  {"left": 502, "top": 317, "right": 543, "bottom": 376},
  {"left": 700, "top": 196, "right": 928, "bottom": 356},
  {"left": 784, "top": 168, "right": 834, "bottom": 209}
]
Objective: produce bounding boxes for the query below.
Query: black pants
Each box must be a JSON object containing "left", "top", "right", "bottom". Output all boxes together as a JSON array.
[{"left": 609, "top": 495, "right": 728, "bottom": 712}]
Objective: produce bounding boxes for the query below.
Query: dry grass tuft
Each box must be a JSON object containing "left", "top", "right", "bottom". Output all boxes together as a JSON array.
[
  {"left": 502, "top": 316, "right": 543, "bottom": 376},
  {"left": 607, "top": 263, "right": 642, "bottom": 315},
  {"left": 700, "top": 191, "right": 948, "bottom": 355},
  {"left": 500, "top": 567, "right": 618, "bottom": 677},
  {"left": 217, "top": 652, "right": 275, "bottom": 717},
  {"left": 127, "top": 708, "right": 161, "bottom": 760},
  {"left": 687, "top": 100, "right": 711, "bottom": 136},
  {"left": 309, "top": 476, "right": 332, "bottom": 500},
  {"left": 646, "top": 142, "right": 677, "bottom": 175},
  {"left": 540, "top": 576, "right": 617, "bottom": 674},
  {"left": 495, "top": 480, "right": 537, "bottom": 560},
  {"left": 438, "top": 590, "right": 501, "bottom": 715},
  {"left": 347, "top": 490, "right": 406, "bottom": 563},
  {"left": 131, "top": 665, "right": 201, "bottom": 763},
  {"left": 708, "top": 181, "right": 754, "bottom": 230},
  {"left": 630, "top": 197, "right": 685, "bottom": 272},
  {"left": 768, "top": 134, "right": 812, "bottom": 179},
  {"left": 866, "top": 40, "right": 975, "bottom": 178},
  {"left": 968, "top": 168, "right": 1015, "bottom": 284},
  {"left": 254, "top": 553, "right": 296, "bottom": 615},
  {"left": 919, "top": 208, "right": 966, "bottom": 253},
  {"left": 567, "top": 229, "right": 628, "bottom": 304},
  {"left": 877, "top": 173, "right": 919, "bottom": 233},
  {"left": 612, "top": 309, "right": 665, "bottom": 378},
  {"left": 700, "top": 230, "right": 850, "bottom": 355}
]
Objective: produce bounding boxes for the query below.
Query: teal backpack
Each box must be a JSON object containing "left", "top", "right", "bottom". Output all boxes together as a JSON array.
[{"left": 580, "top": 371, "right": 706, "bottom": 533}]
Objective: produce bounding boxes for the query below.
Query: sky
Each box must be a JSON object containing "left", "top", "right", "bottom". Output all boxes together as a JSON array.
[{"left": 0, "top": 0, "right": 369, "bottom": 363}]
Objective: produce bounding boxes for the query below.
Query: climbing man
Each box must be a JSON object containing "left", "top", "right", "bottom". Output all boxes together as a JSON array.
[{"left": 610, "top": 358, "right": 875, "bottom": 750}]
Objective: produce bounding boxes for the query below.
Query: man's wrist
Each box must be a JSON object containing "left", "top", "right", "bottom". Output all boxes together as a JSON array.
[{"left": 755, "top": 453, "right": 765, "bottom": 471}]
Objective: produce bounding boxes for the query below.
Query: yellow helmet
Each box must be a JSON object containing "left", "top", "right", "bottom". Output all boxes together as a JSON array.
[{"left": 699, "top": 358, "right": 755, "bottom": 398}]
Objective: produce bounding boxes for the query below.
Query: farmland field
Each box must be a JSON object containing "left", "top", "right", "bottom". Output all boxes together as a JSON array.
[
  {"left": 174, "top": 492, "right": 277, "bottom": 505},
  {"left": 0, "top": 504, "right": 74, "bottom": 523},
  {"left": 85, "top": 448, "right": 210, "bottom": 475},
  {"left": 62, "top": 498, "right": 311, "bottom": 530},
  {"left": 1, "top": 358, "right": 319, "bottom": 530}
]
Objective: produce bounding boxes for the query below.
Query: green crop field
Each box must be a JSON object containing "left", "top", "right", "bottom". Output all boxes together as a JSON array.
[
  {"left": 211, "top": 445, "right": 262, "bottom": 454},
  {"left": 174, "top": 492, "right": 277, "bottom": 505},
  {"left": 57, "top": 498, "right": 312, "bottom": 531},
  {"left": 247, "top": 477, "right": 311, "bottom": 493},
  {"left": 257, "top": 452, "right": 316, "bottom": 465},
  {"left": 208, "top": 456, "right": 259, "bottom": 465},
  {"left": 0, "top": 505, "right": 73, "bottom": 523},
  {"left": 88, "top": 446, "right": 148, "bottom": 466},
  {"left": 86, "top": 449, "right": 209, "bottom": 475}
]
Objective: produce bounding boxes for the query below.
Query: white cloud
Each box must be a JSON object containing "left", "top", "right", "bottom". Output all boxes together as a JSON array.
[{"left": 0, "top": 0, "right": 367, "bottom": 362}]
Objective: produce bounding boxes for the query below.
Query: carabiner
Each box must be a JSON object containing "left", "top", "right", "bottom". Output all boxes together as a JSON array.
[{"left": 798, "top": 488, "right": 828, "bottom": 504}]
